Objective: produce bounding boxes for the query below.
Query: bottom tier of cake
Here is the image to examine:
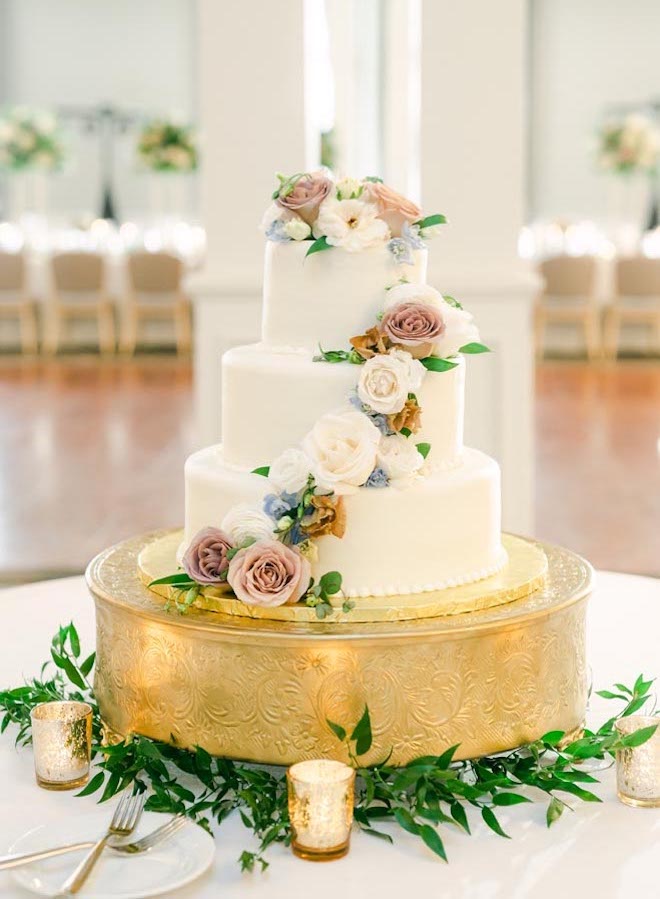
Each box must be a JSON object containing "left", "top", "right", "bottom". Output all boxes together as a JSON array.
[
  {"left": 88, "top": 532, "right": 592, "bottom": 767},
  {"left": 184, "top": 444, "right": 506, "bottom": 597}
]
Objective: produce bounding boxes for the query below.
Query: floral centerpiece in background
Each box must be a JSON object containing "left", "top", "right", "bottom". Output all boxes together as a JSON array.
[
  {"left": 0, "top": 107, "right": 64, "bottom": 172},
  {"left": 137, "top": 118, "right": 198, "bottom": 173},
  {"left": 597, "top": 114, "right": 660, "bottom": 176}
]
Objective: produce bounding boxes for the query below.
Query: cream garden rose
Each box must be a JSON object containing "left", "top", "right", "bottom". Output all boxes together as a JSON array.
[
  {"left": 221, "top": 504, "right": 274, "bottom": 545},
  {"left": 314, "top": 198, "right": 389, "bottom": 252},
  {"left": 357, "top": 351, "right": 424, "bottom": 415},
  {"left": 377, "top": 435, "right": 425, "bottom": 485},
  {"left": 268, "top": 447, "right": 312, "bottom": 494},
  {"left": 302, "top": 407, "right": 381, "bottom": 494}
]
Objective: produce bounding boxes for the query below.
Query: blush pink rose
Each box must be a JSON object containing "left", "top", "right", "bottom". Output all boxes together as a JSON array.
[
  {"left": 182, "top": 527, "right": 234, "bottom": 585},
  {"left": 276, "top": 172, "right": 333, "bottom": 225},
  {"left": 227, "top": 539, "right": 312, "bottom": 607},
  {"left": 381, "top": 301, "right": 445, "bottom": 358},
  {"left": 363, "top": 182, "right": 422, "bottom": 237}
]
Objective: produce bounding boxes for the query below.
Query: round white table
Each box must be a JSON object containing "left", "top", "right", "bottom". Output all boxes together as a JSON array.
[{"left": 1, "top": 570, "right": 658, "bottom": 898}]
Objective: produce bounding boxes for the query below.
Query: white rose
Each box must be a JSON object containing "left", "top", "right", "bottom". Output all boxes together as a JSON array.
[
  {"left": 314, "top": 198, "right": 389, "bottom": 252},
  {"left": 336, "top": 176, "right": 363, "bottom": 200},
  {"left": 268, "top": 447, "right": 312, "bottom": 494},
  {"left": 283, "top": 218, "right": 312, "bottom": 241},
  {"left": 377, "top": 435, "right": 425, "bottom": 485},
  {"left": 302, "top": 407, "right": 381, "bottom": 495},
  {"left": 221, "top": 504, "right": 274, "bottom": 545},
  {"left": 383, "top": 282, "right": 444, "bottom": 311},
  {"left": 387, "top": 348, "right": 425, "bottom": 393},
  {"left": 357, "top": 353, "right": 413, "bottom": 414},
  {"left": 432, "top": 301, "right": 480, "bottom": 358}
]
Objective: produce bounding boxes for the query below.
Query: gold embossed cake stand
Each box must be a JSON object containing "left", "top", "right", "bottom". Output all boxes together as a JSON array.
[{"left": 88, "top": 531, "right": 591, "bottom": 767}]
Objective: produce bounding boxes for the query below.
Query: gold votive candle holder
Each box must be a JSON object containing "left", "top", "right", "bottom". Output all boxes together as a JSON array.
[
  {"left": 615, "top": 716, "right": 660, "bottom": 808},
  {"left": 30, "top": 701, "right": 93, "bottom": 791},
  {"left": 287, "top": 759, "right": 355, "bottom": 861}
]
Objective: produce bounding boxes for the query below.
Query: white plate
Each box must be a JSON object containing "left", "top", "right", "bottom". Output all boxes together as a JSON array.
[{"left": 8, "top": 808, "right": 215, "bottom": 898}]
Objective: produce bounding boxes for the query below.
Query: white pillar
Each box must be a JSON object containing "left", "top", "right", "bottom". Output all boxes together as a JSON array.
[
  {"left": 420, "top": 0, "right": 538, "bottom": 534},
  {"left": 190, "top": 0, "right": 306, "bottom": 446}
]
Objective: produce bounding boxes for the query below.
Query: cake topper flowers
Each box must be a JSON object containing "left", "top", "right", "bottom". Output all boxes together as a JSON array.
[{"left": 263, "top": 171, "right": 446, "bottom": 262}]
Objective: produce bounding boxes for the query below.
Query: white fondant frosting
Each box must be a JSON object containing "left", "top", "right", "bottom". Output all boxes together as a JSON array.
[
  {"left": 221, "top": 343, "right": 464, "bottom": 471},
  {"left": 184, "top": 445, "right": 505, "bottom": 598},
  {"left": 262, "top": 241, "right": 427, "bottom": 351}
]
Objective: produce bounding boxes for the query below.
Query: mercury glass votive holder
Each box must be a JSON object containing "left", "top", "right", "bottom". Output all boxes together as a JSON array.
[
  {"left": 30, "top": 701, "right": 93, "bottom": 791},
  {"left": 287, "top": 759, "right": 356, "bottom": 861},
  {"left": 615, "top": 716, "right": 660, "bottom": 808}
]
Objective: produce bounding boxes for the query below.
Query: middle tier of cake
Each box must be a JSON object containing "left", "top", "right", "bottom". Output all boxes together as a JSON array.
[
  {"left": 184, "top": 444, "right": 506, "bottom": 597},
  {"left": 221, "top": 343, "right": 465, "bottom": 471}
]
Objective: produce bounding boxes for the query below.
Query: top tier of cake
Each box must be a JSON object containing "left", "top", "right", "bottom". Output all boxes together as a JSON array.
[{"left": 262, "top": 240, "right": 427, "bottom": 351}]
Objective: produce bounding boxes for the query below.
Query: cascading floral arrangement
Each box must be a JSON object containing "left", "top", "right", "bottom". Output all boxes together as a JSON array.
[
  {"left": 597, "top": 114, "right": 660, "bottom": 176},
  {"left": 0, "top": 107, "right": 64, "bottom": 171},
  {"left": 137, "top": 118, "right": 198, "bottom": 173},
  {"left": 262, "top": 171, "right": 446, "bottom": 263},
  {"left": 153, "top": 281, "right": 488, "bottom": 618}
]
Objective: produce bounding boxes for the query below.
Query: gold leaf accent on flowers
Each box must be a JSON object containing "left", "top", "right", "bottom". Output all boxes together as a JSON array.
[
  {"left": 302, "top": 495, "right": 347, "bottom": 539},
  {"left": 387, "top": 397, "right": 422, "bottom": 435},
  {"left": 349, "top": 326, "right": 391, "bottom": 361}
]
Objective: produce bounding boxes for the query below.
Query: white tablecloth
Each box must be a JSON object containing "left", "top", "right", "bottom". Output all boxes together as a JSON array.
[{"left": 0, "top": 570, "right": 658, "bottom": 898}]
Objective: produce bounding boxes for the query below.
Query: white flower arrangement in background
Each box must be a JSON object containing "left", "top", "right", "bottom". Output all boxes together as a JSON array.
[
  {"left": 263, "top": 171, "right": 447, "bottom": 262},
  {"left": 0, "top": 107, "right": 64, "bottom": 171},
  {"left": 597, "top": 114, "right": 660, "bottom": 177},
  {"left": 137, "top": 118, "right": 198, "bottom": 173}
]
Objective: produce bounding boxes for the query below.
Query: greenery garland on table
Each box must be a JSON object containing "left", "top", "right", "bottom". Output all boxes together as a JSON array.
[{"left": 1, "top": 623, "right": 657, "bottom": 871}]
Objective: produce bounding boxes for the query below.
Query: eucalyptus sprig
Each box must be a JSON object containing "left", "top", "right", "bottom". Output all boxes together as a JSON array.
[{"left": 1, "top": 625, "right": 657, "bottom": 871}]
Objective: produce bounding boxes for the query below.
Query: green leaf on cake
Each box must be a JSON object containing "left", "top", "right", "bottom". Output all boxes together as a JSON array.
[
  {"left": 351, "top": 705, "right": 373, "bottom": 756},
  {"left": 459, "top": 342, "right": 491, "bottom": 354},
  {"left": 148, "top": 573, "right": 196, "bottom": 588},
  {"left": 319, "top": 571, "right": 342, "bottom": 595},
  {"left": 415, "top": 213, "right": 447, "bottom": 230},
  {"left": 420, "top": 356, "right": 459, "bottom": 372},
  {"left": 314, "top": 345, "right": 353, "bottom": 364},
  {"left": 251, "top": 465, "right": 270, "bottom": 477},
  {"left": 443, "top": 294, "right": 463, "bottom": 309},
  {"left": 546, "top": 797, "right": 565, "bottom": 828},
  {"left": 364, "top": 175, "right": 384, "bottom": 183},
  {"left": 416, "top": 442, "right": 431, "bottom": 459},
  {"left": 305, "top": 235, "right": 333, "bottom": 258},
  {"left": 399, "top": 427, "right": 412, "bottom": 438}
]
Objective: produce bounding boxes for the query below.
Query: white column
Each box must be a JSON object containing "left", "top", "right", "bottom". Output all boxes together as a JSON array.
[
  {"left": 420, "top": 0, "right": 538, "bottom": 534},
  {"left": 190, "top": 0, "right": 306, "bottom": 446}
]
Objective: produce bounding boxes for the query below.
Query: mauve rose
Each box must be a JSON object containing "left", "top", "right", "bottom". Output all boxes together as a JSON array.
[
  {"left": 182, "top": 527, "right": 234, "bottom": 585},
  {"left": 381, "top": 301, "right": 445, "bottom": 358},
  {"left": 363, "top": 182, "right": 422, "bottom": 237},
  {"left": 276, "top": 172, "right": 333, "bottom": 225},
  {"left": 227, "top": 540, "right": 311, "bottom": 607}
]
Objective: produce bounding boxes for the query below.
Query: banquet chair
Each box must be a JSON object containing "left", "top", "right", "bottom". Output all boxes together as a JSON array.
[
  {"left": 44, "top": 252, "right": 115, "bottom": 354},
  {"left": 603, "top": 257, "right": 660, "bottom": 359},
  {"left": 535, "top": 256, "right": 600, "bottom": 360},
  {"left": 0, "top": 251, "right": 38, "bottom": 353},
  {"left": 122, "top": 251, "right": 191, "bottom": 355}
]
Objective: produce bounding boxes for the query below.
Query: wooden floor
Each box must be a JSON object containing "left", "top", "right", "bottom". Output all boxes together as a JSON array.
[{"left": 0, "top": 356, "right": 658, "bottom": 581}]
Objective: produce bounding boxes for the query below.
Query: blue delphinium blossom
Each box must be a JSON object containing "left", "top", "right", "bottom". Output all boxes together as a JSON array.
[
  {"left": 287, "top": 523, "right": 305, "bottom": 545},
  {"left": 350, "top": 393, "right": 395, "bottom": 436},
  {"left": 402, "top": 221, "right": 426, "bottom": 249},
  {"left": 263, "top": 493, "right": 293, "bottom": 520},
  {"left": 387, "top": 237, "right": 414, "bottom": 265},
  {"left": 364, "top": 467, "right": 390, "bottom": 488},
  {"left": 265, "top": 220, "right": 291, "bottom": 243}
]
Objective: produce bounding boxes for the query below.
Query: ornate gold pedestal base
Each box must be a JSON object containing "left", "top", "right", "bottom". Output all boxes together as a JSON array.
[{"left": 88, "top": 532, "right": 592, "bottom": 767}]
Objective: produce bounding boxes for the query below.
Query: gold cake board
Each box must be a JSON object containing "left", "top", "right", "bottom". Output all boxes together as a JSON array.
[
  {"left": 88, "top": 531, "right": 591, "bottom": 768},
  {"left": 138, "top": 531, "right": 548, "bottom": 623}
]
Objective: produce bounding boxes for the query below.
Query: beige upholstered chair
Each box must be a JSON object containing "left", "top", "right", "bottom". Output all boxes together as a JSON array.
[
  {"left": 535, "top": 256, "right": 600, "bottom": 360},
  {"left": 604, "top": 257, "right": 660, "bottom": 359},
  {"left": 0, "top": 251, "right": 38, "bottom": 353},
  {"left": 122, "top": 251, "right": 191, "bottom": 355},
  {"left": 45, "top": 252, "right": 114, "bottom": 354}
]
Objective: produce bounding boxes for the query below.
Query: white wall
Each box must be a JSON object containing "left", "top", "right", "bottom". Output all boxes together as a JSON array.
[
  {"left": 0, "top": 0, "right": 196, "bottom": 219},
  {"left": 530, "top": 0, "right": 660, "bottom": 221}
]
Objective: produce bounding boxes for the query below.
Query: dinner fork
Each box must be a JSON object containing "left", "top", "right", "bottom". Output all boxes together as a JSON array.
[
  {"left": 57, "top": 789, "right": 145, "bottom": 895},
  {"left": 0, "top": 814, "right": 186, "bottom": 871}
]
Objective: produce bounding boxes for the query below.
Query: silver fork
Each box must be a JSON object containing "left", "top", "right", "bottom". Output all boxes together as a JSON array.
[
  {"left": 57, "top": 790, "right": 145, "bottom": 895},
  {"left": 0, "top": 815, "right": 186, "bottom": 871}
]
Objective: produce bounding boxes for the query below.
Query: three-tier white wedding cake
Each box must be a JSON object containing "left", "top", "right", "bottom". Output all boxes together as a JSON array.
[{"left": 178, "top": 172, "right": 507, "bottom": 606}]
